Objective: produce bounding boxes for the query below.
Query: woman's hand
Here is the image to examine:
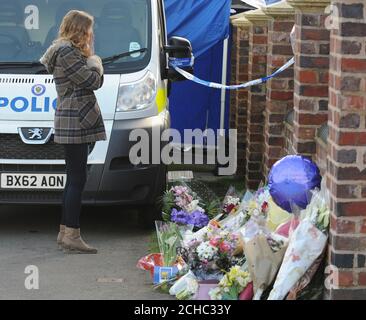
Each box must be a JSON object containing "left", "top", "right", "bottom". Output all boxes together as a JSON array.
[
  {"left": 87, "top": 55, "right": 104, "bottom": 76},
  {"left": 59, "top": 46, "right": 104, "bottom": 91}
]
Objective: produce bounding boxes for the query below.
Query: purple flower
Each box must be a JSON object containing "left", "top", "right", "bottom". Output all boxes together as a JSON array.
[
  {"left": 171, "top": 208, "right": 190, "bottom": 225},
  {"left": 170, "top": 207, "right": 209, "bottom": 228},
  {"left": 187, "top": 211, "right": 209, "bottom": 228}
]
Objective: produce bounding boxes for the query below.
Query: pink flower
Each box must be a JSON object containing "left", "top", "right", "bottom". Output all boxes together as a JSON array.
[
  {"left": 185, "top": 194, "right": 193, "bottom": 203},
  {"left": 209, "top": 238, "right": 219, "bottom": 247},
  {"left": 171, "top": 186, "right": 189, "bottom": 196},
  {"left": 219, "top": 242, "right": 231, "bottom": 253}
]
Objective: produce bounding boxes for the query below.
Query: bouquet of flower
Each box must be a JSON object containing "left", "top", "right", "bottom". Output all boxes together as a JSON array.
[
  {"left": 220, "top": 187, "right": 242, "bottom": 217},
  {"left": 161, "top": 183, "right": 211, "bottom": 229},
  {"left": 268, "top": 185, "right": 330, "bottom": 300},
  {"left": 169, "top": 271, "right": 199, "bottom": 300},
  {"left": 161, "top": 185, "right": 195, "bottom": 215},
  {"left": 185, "top": 179, "right": 221, "bottom": 218},
  {"left": 155, "top": 221, "right": 185, "bottom": 266},
  {"left": 255, "top": 186, "right": 271, "bottom": 212},
  {"left": 241, "top": 218, "right": 288, "bottom": 300},
  {"left": 209, "top": 266, "right": 251, "bottom": 300},
  {"left": 247, "top": 186, "right": 271, "bottom": 218},
  {"left": 179, "top": 229, "right": 243, "bottom": 280},
  {"left": 180, "top": 219, "right": 220, "bottom": 248},
  {"left": 286, "top": 250, "right": 326, "bottom": 300},
  {"left": 234, "top": 190, "right": 255, "bottom": 223}
]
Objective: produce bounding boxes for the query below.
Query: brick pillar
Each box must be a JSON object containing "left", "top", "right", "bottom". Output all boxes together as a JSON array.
[
  {"left": 244, "top": 8, "right": 271, "bottom": 190},
  {"left": 262, "top": 2, "right": 295, "bottom": 178},
  {"left": 229, "top": 22, "right": 239, "bottom": 131},
  {"left": 327, "top": 0, "right": 366, "bottom": 300},
  {"left": 288, "top": 0, "right": 331, "bottom": 158},
  {"left": 230, "top": 16, "right": 251, "bottom": 176}
]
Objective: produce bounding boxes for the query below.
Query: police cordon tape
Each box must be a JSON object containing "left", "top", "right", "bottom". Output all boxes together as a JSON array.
[{"left": 169, "top": 57, "right": 295, "bottom": 90}]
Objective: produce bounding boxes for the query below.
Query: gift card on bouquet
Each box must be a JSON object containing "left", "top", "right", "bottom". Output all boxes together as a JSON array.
[{"left": 153, "top": 266, "right": 178, "bottom": 285}]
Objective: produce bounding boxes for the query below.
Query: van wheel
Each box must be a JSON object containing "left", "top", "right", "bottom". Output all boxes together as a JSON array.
[{"left": 138, "top": 165, "right": 167, "bottom": 229}]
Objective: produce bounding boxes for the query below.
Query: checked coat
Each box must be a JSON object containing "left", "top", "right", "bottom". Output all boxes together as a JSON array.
[{"left": 40, "top": 39, "right": 107, "bottom": 144}]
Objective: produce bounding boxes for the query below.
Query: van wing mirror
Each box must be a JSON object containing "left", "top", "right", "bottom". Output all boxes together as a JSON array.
[{"left": 164, "top": 36, "right": 194, "bottom": 82}]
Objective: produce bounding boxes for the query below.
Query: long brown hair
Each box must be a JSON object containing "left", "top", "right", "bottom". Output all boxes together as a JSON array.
[{"left": 58, "top": 10, "right": 94, "bottom": 57}]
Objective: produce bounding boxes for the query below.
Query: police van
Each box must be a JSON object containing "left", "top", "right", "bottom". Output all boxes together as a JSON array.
[{"left": 0, "top": 0, "right": 193, "bottom": 224}]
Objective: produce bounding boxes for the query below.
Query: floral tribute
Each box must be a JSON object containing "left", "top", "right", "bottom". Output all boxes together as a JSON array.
[{"left": 137, "top": 177, "right": 330, "bottom": 301}]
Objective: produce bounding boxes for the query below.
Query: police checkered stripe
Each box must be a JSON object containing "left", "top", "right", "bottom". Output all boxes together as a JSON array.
[{"left": 169, "top": 57, "right": 295, "bottom": 90}]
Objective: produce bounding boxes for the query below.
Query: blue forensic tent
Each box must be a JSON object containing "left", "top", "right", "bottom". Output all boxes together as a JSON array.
[
  {"left": 164, "top": 0, "right": 232, "bottom": 146},
  {"left": 164, "top": 0, "right": 231, "bottom": 58}
]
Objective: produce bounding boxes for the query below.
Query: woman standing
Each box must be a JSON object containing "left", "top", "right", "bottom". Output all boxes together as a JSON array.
[{"left": 40, "top": 10, "right": 106, "bottom": 254}]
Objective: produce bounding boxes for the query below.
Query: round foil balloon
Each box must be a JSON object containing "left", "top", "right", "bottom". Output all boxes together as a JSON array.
[{"left": 268, "top": 155, "right": 321, "bottom": 213}]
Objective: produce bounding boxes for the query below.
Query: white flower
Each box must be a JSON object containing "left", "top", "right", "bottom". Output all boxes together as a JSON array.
[
  {"left": 226, "top": 196, "right": 240, "bottom": 206},
  {"left": 208, "top": 287, "right": 222, "bottom": 300},
  {"left": 196, "top": 241, "right": 218, "bottom": 260},
  {"left": 237, "top": 276, "right": 247, "bottom": 287},
  {"left": 184, "top": 200, "right": 205, "bottom": 213},
  {"left": 219, "top": 230, "right": 228, "bottom": 238}
]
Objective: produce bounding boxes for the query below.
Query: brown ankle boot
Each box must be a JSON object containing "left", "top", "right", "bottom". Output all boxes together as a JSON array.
[
  {"left": 62, "top": 227, "right": 98, "bottom": 254},
  {"left": 57, "top": 225, "right": 66, "bottom": 249}
]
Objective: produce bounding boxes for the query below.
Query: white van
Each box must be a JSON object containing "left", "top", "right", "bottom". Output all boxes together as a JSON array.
[{"left": 0, "top": 0, "right": 193, "bottom": 224}]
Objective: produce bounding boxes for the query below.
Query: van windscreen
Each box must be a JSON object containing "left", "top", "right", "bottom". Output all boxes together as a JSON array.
[{"left": 0, "top": 0, "right": 151, "bottom": 73}]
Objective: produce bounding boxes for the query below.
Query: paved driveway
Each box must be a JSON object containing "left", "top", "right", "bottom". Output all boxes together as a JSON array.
[{"left": 0, "top": 204, "right": 169, "bottom": 300}]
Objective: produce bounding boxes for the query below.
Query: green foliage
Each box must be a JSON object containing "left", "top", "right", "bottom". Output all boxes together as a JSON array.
[
  {"left": 160, "top": 190, "right": 175, "bottom": 221},
  {"left": 203, "top": 198, "right": 221, "bottom": 219},
  {"left": 148, "top": 232, "right": 160, "bottom": 254},
  {"left": 315, "top": 207, "right": 330, "bottom": 234},
  {"left": 222, "top": 286, "right": 239, "bottom": 300},
  {"left": 156, "top": 221, "right": 183, "bottom": 266}
]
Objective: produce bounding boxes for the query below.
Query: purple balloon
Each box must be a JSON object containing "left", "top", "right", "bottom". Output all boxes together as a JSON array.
[{"left": 268, "top": 155, "right": 321, "bottom": 213}]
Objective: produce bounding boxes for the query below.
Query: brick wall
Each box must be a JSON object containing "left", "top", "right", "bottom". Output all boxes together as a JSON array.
[
  {"left": 230, "top": 18, "right": 251, "bottom": 176},
  {"left": 244, "top": 9, "right": 271, "bottom": 190},
  {"left": 229, "top": 0, "right": 366, "bottom": 299},
  {"left": 315, "top": 135, "right": 328, "bottom": 175},
  {"left": 263, "top": 4, "right": 295, "bottom": 178},
  {"left": 289, "top": 0, "right": 331, "bottom": 159},
  {"left": 327, "top": 0, "right": 366, "bottom": 300}
]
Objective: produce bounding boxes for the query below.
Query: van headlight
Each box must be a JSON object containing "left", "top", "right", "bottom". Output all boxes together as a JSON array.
[{"left": 116, "top": 71, "right": 157, "bottom": 112}]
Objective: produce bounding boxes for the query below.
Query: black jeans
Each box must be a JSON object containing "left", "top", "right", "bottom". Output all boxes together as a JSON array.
[{"left": 61, "top": 144, "right": 88, "bottom": 228}]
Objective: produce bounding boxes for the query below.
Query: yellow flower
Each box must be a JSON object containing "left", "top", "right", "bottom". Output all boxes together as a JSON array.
[{"left": 219, "top": 266, "right": 251, "bottom": 290}]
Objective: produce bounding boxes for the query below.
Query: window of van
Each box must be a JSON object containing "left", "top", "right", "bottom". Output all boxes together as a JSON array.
[{"left": 0, "top": 0, "right": 152, "bottom": 74}]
